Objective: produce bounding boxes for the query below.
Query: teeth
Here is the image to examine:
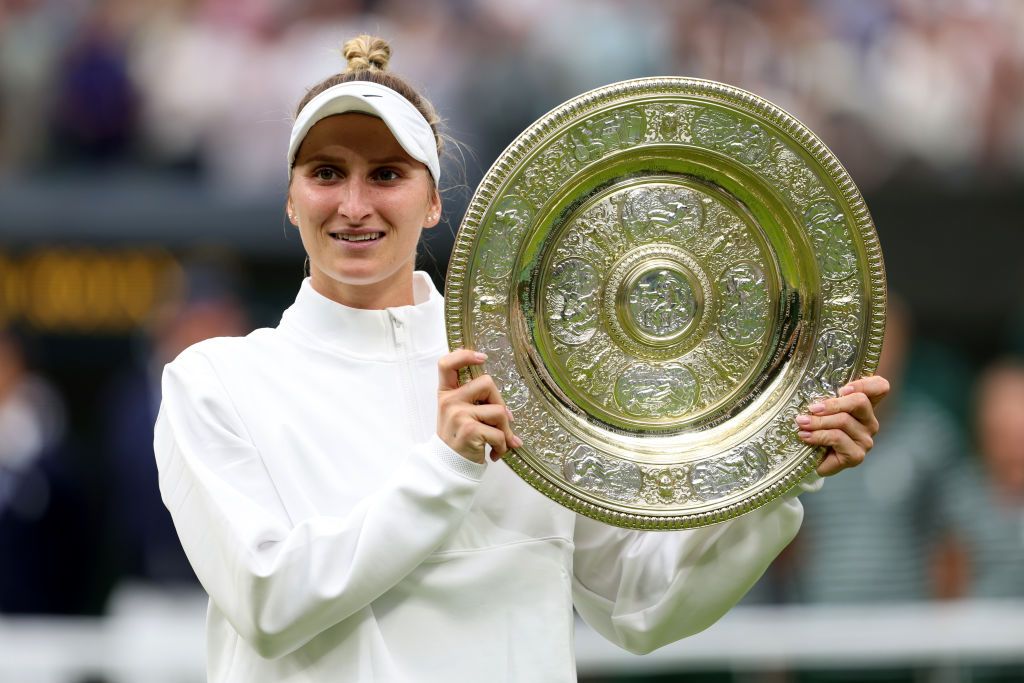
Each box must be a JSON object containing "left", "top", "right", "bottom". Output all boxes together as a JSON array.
[{"left": 335, "top": 232, "right": 382, "bottom": 242}]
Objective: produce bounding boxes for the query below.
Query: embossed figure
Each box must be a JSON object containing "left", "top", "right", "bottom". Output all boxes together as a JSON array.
[
  {"left": 804, "top": 200, "right": 858, "bottom": 280},
  {"left": 476, "top": 331, "right": 530, "bottom": 410},
  {"left": 690, "top": 447, "right": 770, "bottom": 501},
  {"left": 546, "top": 258, "right": 601, "bottom": 345},
  {"left": 621, "top": 186, "right": 703, "bottom": 242},
  {"left": 644, "top": 104, "right": 688, "bottom": 143},
  {"left": 615, "top": 363, "right": 699, "bottom": 417},
  {"left": 692, "top": 109, "right": 769, "bottom": 164},
  {"left": 563, "top": 445, "right": 643, "bottom": 501},
  {"left": 804, "top": 329, "right": 858, "bottom": 399},
  {"left": 480, "top": 196, "right": 530, "bottom": 279},
  {"left": 521, "top": 142, "right": 576, "bottom": 205},
  {"left": 153, "top": 40, "right": 890, "bottom": 683},
  {"left": 718, "top": 263, "right": 769, "bottom": 345},
  {"left": 772, "top": 147, "right": 823, "bottom": 205},
  {"left": 628, "top": 269, "right": 697, "bottom": 337},
  {"left": 570, "top": 109, "right": 645, "bottom": 163}
]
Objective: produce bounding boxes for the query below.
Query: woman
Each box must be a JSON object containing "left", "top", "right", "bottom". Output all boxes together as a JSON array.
[{"left": 155, "top": 35, "right": 888, "bottom": 682}]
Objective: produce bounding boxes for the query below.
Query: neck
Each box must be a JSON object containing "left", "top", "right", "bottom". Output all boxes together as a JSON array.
[{"left": 309, "top": 265, "right": 416, "bottom": 310}]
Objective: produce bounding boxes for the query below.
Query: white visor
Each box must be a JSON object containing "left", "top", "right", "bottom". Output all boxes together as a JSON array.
[{"left": 287, "top": 80, "right": 440, "bottom": 184}]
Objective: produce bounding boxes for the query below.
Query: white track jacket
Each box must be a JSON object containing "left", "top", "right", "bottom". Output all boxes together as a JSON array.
[{"left": 155, "top": 273, "right": 812, "bottom": 682}]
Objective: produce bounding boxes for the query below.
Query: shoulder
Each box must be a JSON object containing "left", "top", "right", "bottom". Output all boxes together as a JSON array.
[
  {"left": 161, "top": 328, "right": 291, "bottom": 410},
  {"left": 166, "top": 328, "right": 281, "bottom": 375}
]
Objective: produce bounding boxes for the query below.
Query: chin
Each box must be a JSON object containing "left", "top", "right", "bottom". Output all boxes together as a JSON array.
[{"left": 324, "top": 263, "right": 403, "bottom": 288}]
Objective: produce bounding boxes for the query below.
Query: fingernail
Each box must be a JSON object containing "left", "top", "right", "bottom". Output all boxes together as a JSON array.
[
  {"left": 796, "top": 415, "right": 811, "bottom": 426},
  {"left": 511, "top": 435, "right": 523, "bottom": 448},
  {"left": 506, "top": 407, "right": 515, "bottom": 423},
  {"left": 809, "top": 402, "right": 825, "bottom": 414},
  {"left": 838, "top": 385, "right": 852, "bottom": 396},
  {"left": 798, "top": 431, "right": 812, "bottom": 439},
  {"left": 473, "top": 352, "right": 488, "bottom": 362}
]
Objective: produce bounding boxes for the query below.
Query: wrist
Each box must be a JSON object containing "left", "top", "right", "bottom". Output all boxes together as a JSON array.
[{"left": 429, "top": 434, "right": 488, "bottom": 480}]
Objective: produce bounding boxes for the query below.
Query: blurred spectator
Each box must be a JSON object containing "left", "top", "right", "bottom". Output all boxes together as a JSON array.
[
  {"left": 0, "top": 327, "right": 94, "bottom": 614},
  {"left": 935, "top": 358, "right": 1024, "bottom": 682},
  {"left": 939, "top": 360, "right": 1024, "bottom": 600},
  {"left": 0, "top": 0, "right": 79, "bottom": 172},
  {"left": 755, "top": 298, "right": 967, "bottom": 683},
  {"left": 50, "top": 0, "right": 139, "bottom": 165},
  {"left": 102, "top": 256, "right": 249, "bottom": 588},
  {"left": 792, "top": 296, "right": 965, "bottom": 605}
]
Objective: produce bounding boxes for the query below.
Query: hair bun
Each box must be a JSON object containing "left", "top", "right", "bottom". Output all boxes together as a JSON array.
[{"left": 343, "top": 34, "right": 391, "bottom": 73}]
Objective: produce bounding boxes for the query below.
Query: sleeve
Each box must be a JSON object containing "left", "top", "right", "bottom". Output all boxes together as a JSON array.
[
  {"left": 154, "top": 348, "right": 485, "bottom": 660},
  {"left": 571, "top": 476, "right": 820, "bottom": 655}
]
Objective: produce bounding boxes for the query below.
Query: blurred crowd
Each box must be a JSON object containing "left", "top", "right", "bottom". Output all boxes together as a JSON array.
[
  {"left": 2, "top": 0, "right": 1024, "bottom": 193},
  {"left": 1, "top": 0, "right": 1024, "bottom": 681}
]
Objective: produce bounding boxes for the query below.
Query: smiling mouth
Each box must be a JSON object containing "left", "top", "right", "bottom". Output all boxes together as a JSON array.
[{"left": 331, "top": 232, "right": 384, "bottom": 243}]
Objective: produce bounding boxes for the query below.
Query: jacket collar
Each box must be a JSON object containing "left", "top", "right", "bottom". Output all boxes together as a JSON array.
[{"left": 278, "top": 272, "right": 448, "bottom": 360}]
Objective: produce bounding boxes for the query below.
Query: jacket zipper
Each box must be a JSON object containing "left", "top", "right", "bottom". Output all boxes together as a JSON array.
[{"left": 388, "top": 311, "right": 424, "bottom": 442}]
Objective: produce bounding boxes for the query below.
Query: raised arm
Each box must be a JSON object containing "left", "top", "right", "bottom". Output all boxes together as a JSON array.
[
  {"left": 571, "top": 376, "right": 889, "bottom": 654},
  {"left": 155, "top": 348, "right": 486, "bottom": 659},
  {"left": 571, "top": 486, "right": 811, "bottom": 655}
]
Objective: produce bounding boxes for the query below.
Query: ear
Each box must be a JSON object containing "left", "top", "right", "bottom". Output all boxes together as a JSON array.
[
  {"left": 424, "top": 188, "right": 442, "bottom": 229},
  {"left": 286, "top": 197, "right": 299, "bottom": 228}
]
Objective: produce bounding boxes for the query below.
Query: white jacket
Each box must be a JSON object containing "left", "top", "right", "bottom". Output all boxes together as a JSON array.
[{"left": 155, "top": 272, "right": 810, "bottom": 682}]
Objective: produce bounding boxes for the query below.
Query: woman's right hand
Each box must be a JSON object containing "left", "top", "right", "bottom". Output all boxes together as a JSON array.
[{"left": 437, "top": 349, "right": 522, "bottom": 464}]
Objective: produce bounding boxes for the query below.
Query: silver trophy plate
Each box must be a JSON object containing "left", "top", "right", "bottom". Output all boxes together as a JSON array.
[{"left": 445, "top": 78, "right": 886, "bottom": 529}]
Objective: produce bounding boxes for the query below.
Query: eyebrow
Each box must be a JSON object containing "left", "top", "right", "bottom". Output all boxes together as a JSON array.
[{"left": 296, "top": 153, "right": 414, "bottom": 167}]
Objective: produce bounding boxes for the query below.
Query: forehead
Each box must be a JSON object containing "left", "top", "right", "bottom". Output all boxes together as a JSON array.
[{"left": 294, "top": 112, "right": 409, "bottom": 163}]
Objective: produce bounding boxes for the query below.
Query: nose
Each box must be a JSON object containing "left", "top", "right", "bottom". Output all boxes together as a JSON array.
[{"left": 336, "top": 177, "right": 373, "bottom": 224}]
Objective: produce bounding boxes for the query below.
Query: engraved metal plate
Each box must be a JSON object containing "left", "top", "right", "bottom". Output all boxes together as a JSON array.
[{"left": 445, "top": 78, "right": 886, "bottom": 529}]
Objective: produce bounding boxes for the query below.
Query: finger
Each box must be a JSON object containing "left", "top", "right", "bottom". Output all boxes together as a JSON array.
[
  {"left": 438, "top": 348, "right": 487, "bottom": 391},
  {"left": 469, "top": 404, "right": 522, "bottom": 449},
  {"left": 816, "top": 452, "right": 848, "bottom": 477},
  {"left": 799, "top": 429, "right": 865, "bottom": 476},
  {"left": 838, "top": 375, "right": 890, "bottom": 406},
  {"left": 806, "top": 392, "right": 878, "bottom": 434},
  {"left": 795, "top": 412, "right": 874, "bottom": 451},
  {"left": 473, "top": 422, "right": 509, "bottom": 458},
  {"left": 453, "top": 373, "right": 506, "bottom": 408},
  {"left": 448, "top": 414, "right": 509, "bottom": 460}
]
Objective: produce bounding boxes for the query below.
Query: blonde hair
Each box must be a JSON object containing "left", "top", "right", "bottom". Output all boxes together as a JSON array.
[{"left": 342, "top": 35, "right": 391, "bottom": 73}]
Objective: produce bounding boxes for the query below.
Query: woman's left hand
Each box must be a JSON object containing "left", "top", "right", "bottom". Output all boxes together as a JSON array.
[{"left": 796, "top": 375, "right": 891, "bottom": 476}]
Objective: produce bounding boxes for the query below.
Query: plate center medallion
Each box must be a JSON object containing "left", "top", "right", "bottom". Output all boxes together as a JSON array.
[{"left": 623, "top": 264, "right": 700, "bottom": 344}]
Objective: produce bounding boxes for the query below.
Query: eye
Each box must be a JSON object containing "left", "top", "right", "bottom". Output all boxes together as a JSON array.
[
  {"left": 373, "top": 167, "right": 401, "bottom": 182},
  {"left": 313, "top": 166, "right": 340, "bottom": 182}
]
